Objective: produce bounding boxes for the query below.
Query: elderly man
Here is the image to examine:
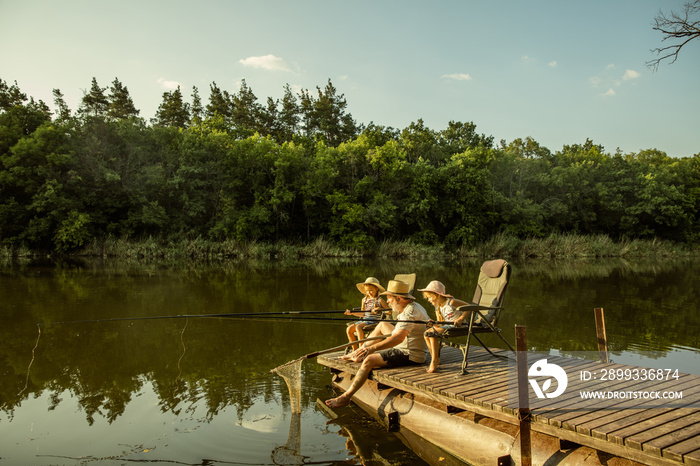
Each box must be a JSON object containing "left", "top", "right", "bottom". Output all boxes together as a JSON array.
[{"left": 325, "top": 279, "right": 430, "bottom": 408}]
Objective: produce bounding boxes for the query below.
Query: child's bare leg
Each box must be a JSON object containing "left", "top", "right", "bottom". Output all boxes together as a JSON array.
[
  {"left": 355, "top": 322, "right": 366, "bottom": 342},
  {"left": 340, "top": 324, "right": 359, "bottom": 359},
  {"left": 426, "top": 337, "right": 441, "bottom": 373},
  {"left": 425, "top": 327, "right": 444, "bottom": 373}
]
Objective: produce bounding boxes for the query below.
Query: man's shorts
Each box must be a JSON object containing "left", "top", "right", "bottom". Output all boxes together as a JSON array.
[{"left": 377, "top": 348, "right": 421, "bottom": 368}]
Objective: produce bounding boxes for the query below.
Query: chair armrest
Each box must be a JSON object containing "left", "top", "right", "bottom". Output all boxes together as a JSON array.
[{"left": 455, "top": 303, "right": 503, "bottom": 312}]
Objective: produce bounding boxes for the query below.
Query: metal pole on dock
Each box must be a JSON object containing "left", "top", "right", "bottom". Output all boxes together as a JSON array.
[
  {"left": 594, "top": 308, "right": 609, "bottom": 363},
  {"left": 515, "top": 325, "right": 532, "bottom": 466}
]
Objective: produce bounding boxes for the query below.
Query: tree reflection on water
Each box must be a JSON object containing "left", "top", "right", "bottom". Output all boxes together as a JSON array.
[{"left": 1, "top": 256, "right": 698, "bottom": 464}]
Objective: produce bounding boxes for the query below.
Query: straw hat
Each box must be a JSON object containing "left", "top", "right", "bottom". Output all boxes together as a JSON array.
[
  {"left": 379, "top": 280, "right": 416, "bottom": 300},
  {"left": 356, "top": 277, "right": 385, "bottom": 294},
  {"left": 418, "top": 280, "right": 453, "bottom": 298}
]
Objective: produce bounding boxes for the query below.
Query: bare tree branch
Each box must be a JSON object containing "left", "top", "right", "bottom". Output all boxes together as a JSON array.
[{"left": 647, "top": 0, "right": 700, "bottom": 71}]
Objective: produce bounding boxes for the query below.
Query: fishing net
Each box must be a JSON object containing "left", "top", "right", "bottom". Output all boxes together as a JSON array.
[
  {"left": 271, "top": 357, "right": 303, "bottom": 414},
  {"left": 271, "top": 412, "right": 305, "bottom": 465},
  {"left": 270, "top": 358, "right": 305, "bottom": 465}
]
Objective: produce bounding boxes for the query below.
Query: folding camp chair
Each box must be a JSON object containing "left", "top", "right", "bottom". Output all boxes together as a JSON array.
[{"left": 440, "top": 259, "right": 514, "bottom": 375}]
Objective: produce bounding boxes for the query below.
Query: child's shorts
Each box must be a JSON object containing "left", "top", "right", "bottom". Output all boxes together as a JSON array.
[{"left": 352, "top": 316, "right": 380, "bottom": 326}]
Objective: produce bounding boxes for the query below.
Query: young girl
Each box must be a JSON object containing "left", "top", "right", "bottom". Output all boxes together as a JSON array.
[
  {"left": 419, "top": 280, "right": 465, "bottom": 373},
  {"left": 344, "top": 277, "right": 387, "bottom": 352}
]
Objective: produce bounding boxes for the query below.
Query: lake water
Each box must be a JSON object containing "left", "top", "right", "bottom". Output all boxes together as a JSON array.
[{"left": 1, "top": 256, "right": 699, "bottom": 465}]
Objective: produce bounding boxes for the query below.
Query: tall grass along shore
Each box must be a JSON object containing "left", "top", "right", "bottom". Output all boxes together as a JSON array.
[{"left": 2, "top": 234, "right": 696, "bottom": 262}]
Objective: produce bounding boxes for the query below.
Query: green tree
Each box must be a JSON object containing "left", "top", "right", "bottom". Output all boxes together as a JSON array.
[
  {"left": 619, "top": 150, "right": 693, "bottom": 240},
  {"left": 437, "top": 147, "right": 493, "bottom": 246},
  {"left": 107, "top": 78, "right": 140, "bottom": 120},
  {"left": 212, "top": 135, "right": 280, "bottom": 241},
  {"left": 190, "top": 86, "right": 203, "bottom": 124},
  {"left": 313, "top": 79, "right": 357, "bottom": 146},
  {"left": 205, "top": 81, "right": 232, "bottom": 125},
  {"left": 0, "top": 122, "right": 82, "bottom": 250},
  {"left": 361, "top": 123, "right": 399, "bottom": 147},
  {"left": 399, "top": 119, "right": 440, "bottom": 164},
  {"left": 488, "top": 138, "right": 553, "bottom": 238},
  {"left": 52, "top": 88, "right": 72, "bottom": 122},
  {"left": 153, "top": 86, "right": 190, "bottom": 128},
  {"left": 278, "top": 83, "right": 300, "bottom": 141},
  {"left": 297, "top": 88, "right": 316, "bottom": 139},
  {"left": 0, "top": 79, "right": 27, "bottom": 110},
  {"left": 231, "top": 79, "right": 261, "bottom": 137},
  {"left": 259, "top": 97, "right": 282, "bottom": 142},
  {"left": 439, "top": 120, "right": 494, "bottom": 156},
  {"left": 78, "top": 77, "right": 109, "bottom": 118}
]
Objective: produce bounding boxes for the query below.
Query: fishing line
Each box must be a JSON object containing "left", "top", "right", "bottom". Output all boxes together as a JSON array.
[
  {"left": 18, "top": 324, "right": 41, "bottom": 396},
  {"left": 171, "top": 317, "right": 188, "bottom": 405}
]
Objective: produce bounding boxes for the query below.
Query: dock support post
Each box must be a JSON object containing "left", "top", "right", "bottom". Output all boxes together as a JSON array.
[
  {"left": 515, "top": 325, "right": 531, "bottom": 466},
  {"left": 594, "top": 308, "right": 609, "bottom": 363}
]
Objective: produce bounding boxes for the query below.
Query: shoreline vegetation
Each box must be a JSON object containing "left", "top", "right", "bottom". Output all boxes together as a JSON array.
[
  {"left": 3, "top": 78, "right": 700, "bottom": 260},
  {"left": 2, "top": 234, "right": 697, "bottom": 262}
]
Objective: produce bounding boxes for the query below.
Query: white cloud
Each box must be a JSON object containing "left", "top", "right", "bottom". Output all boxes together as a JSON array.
[
  {"left": 622, "top": 69, "right": 641, "bottom": 81},
  {"left": 548, "top": 60, "right": 557, "bottom": 68},
  {"left": 238, "top": 54, "right": 291, "bottom": 72},
  {"left": 442, "top": 73, "right": 472, "bottom": 81},
  {"left": 589, "top": 76, "right": 603, "bottom": 87},
  {"left": 157, "top": 77, "right": 181, "bottom": 90},
  {"left": 590, "top": 66, "right": 640, "bottom": 94}
]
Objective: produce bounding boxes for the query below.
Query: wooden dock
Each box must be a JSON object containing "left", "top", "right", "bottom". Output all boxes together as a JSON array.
[{"left": 317, "top": 346, "right": 700, "bottom": 466}]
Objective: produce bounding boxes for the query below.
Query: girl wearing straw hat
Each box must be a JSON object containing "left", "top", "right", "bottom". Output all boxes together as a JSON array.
[
  {"left": 419, "top": 280, "right": 466, "bottom": 373},
  {"left": 344, "top": 277, "right": 387, "bottom": 352}
]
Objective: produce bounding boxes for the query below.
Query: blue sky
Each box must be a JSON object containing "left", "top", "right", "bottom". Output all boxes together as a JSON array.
[{"left": 1, "top": 0, "right": 698, "bottom": 157}]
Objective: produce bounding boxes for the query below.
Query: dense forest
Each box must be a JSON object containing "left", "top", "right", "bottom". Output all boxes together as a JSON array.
[{"left": 1, "top": 77, "right": 699, "bottom": 254}]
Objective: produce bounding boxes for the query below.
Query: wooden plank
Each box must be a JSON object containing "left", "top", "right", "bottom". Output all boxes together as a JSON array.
[
  {"left": 469, "top": 381, "right": 511, "bottom": 411},
  {"left": 603, "top": 408, "right": 691, "bottom": 446},
  {"left": 588, "top": 408, "right": 669, "bottom": 442},
  {"left": 659, "top": 435, "right": 700, "bottom": 463},
  {"left": 632, "top": 412, "right": 700, "bottom": 455},
  {"left": 527, "top": 360, "right": 612, "bottom": 418},
  {"left": 682, "top": 447, "right": 700, "bottom": 466},
  {"left": 574, "top": 376, "right": 700, "bottom": 438},
  {"left": 451, "top": 374, "right": 510, "bottom": 399},
  {"left": 599, "top": 384, "right": 700, "bottom": 445},
  {"left": 556, "top": 377, "right": 656, "bottom": 431}
]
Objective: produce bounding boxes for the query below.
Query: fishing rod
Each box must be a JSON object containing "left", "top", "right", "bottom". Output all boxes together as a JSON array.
[
  {"left": 42, "top": 307, "right": 393, "bottom": 326},
  {"left": 44, "top": 304, "right": 499, "bottom": 326},
  {"left": 271, "top": 334, "right": 393, "bottom": 372}
]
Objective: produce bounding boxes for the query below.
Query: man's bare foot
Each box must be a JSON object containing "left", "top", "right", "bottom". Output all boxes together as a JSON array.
[
  {"left": 339, "top": 347, "right": 368, "bottom": 363},
  {"left": 426, "top": 359, "right": 440, "bottom": 373},
  {"left": 325, "top": 395, "right": 351, "bottom": 408},
  {"left": 349, "top": 352, "right": 367, "bottom": 363},
  {"left": 339, "top": 349, "right": 359, "bottom": 361}
]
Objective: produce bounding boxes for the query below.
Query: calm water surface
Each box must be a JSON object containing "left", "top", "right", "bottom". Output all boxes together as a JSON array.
[{"left": 1, "top": 257, "right": 699, "bottom": 465}]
